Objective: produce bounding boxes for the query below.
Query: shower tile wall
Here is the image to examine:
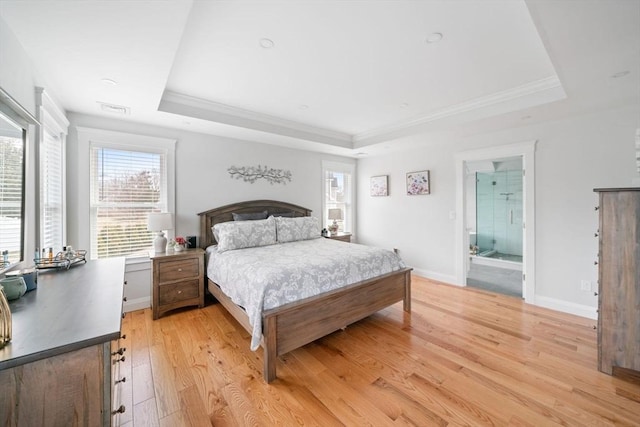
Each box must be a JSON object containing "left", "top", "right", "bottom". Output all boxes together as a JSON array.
[{"left": 476, "top": 170, "right": 523, "bottom": 257}]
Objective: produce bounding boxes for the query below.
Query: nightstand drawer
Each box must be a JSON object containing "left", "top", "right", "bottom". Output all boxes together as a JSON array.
[
  {"left": 159, "top": 279, "right": 200, "bottom": 305},
  {"left": 158, "top": 258, "right": 199, "bottom": 282}
]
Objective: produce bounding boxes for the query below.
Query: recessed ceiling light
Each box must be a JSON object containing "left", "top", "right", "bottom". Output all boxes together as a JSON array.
[
  {"left": 259, "top": 38, "right": 274, "bottom": 49},
  {"left": 426, "top": 32, "right": 443, "bottom": 44},
  {"left": 611, "top": 70, "right": 630, "bottom": 79},
  {"left": 100, "top": 78, "right": 117, "bottom": 86}
]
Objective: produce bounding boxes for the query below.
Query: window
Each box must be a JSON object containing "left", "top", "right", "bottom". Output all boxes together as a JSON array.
[
  {"left": 0, "top": 86, "right": 36, "bottom": 270},
  {"left": 79, "top": 128, "right": 175, "bottom": 260},
  {"left": 0, "top": 117, "right": 25, "bottom": 267},
  {"left": 36, "top": 88, "right": 69, "bottom": 253},
  {"left": 322, "top": 161, "right": 355, "bottom": 234}
]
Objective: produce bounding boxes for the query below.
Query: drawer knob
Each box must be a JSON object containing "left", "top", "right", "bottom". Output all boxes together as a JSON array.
[
  {"left": 116, "top": 376, "right": 126, "bottom": 384},
  {"left": 113, "top": 355, "right": 126, "bottom": 364},
  {"left": 178, "top": 268, "right": 183, "bottom": 272},
  {"left": 594, "top": 206, "right": 599, "bottom": 211},
  {"left": 112, "top": 405, "right": 126, "bottom": 415},
  {"left": 111, "top": 347, "right": 126, "bottom": 356},
  {"left": 594, "top": 292, "right": 598, "bottom": 296},
  {"left": 594, "top": 261, "right": 598, "bottom": 265},
  {"left": 177, "top": 290, "right": 183, "bottom": 294}
]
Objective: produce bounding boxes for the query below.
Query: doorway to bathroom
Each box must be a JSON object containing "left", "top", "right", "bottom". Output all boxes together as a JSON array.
[
  {"left": 454, "top": 141, "right": 536, "bottom": 303},
  {"left": 467, "top": 157, "right": 523, "bottom": 297}
]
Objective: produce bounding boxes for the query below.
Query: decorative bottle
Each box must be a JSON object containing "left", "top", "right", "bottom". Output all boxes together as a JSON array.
[{"left": 0, "top": 286, "right": 11, "bottom": 347}]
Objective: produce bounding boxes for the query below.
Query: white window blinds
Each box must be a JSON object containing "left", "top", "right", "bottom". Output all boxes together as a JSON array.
[
  {"left": 90, "top": 146, "right": 167, "bottom": 259},
  {"left": 40, "top": 128, "right": 64, "bottom": 250},
  {"left": 36, "top": 87, "right": 69, "bottom": 255},
  {"left": 0, "top": 132, "right": 24, "bottom": 263}
]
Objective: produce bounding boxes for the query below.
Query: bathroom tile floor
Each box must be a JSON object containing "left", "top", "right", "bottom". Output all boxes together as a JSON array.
[{"left": 466, "top": 263, "right": 522, "bottom": 298}]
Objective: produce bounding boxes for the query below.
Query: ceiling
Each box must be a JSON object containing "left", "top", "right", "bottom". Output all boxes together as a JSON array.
[{"left": 1, "top": 0, "right": 638, "bottom": 157}]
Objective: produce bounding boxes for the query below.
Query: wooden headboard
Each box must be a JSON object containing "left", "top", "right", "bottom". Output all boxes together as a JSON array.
[{"left": 197, "top": 200, "right": 312, "bottom": 249}]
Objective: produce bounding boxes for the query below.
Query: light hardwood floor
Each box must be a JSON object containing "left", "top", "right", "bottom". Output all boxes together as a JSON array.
[{"left": 118, "top": 275, "right": 640, "bottom": 426}]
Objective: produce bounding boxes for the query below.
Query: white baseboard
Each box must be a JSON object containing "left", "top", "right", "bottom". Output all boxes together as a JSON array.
[
  {"left": 412, "top": 268, "right": 460, "bottom": 286},
  {"left": 123, "top": 296, "right": 150, "bottom": 313},
  {"left": 533, "top": 295, "right": 597, "bottom": 320}
]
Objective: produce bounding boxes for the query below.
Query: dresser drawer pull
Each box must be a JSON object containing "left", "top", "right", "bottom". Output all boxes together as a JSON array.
[
  {"left": 178, "top": 268, "right": 183, "bottom": 272},
  {"left": 112, "top": 405, "right": 126, "bottom": 415},
  {"left": 115, "top": 376, "right": 126, "bottom": 384},
  {"left": 177, "top": 290, "right": 183, "bottom": 294},
  {"left": 113, "top": 355, "right": 126, "bottom": 364},
  {"left": 111, "top": 347, "right": 126, "bottom": 356}
]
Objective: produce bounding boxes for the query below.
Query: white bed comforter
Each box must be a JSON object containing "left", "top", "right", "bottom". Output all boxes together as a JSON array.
[{"left": 207, "top": 238, "right": 406, "bottom": 350}]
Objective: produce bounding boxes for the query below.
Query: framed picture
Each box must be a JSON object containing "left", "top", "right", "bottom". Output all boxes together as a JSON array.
[
  {"left": 406, "top": 170, "right": 430, "bottom": 195},
  {"left": 370, "top": 175, "right": 388, "bottom": 196}
]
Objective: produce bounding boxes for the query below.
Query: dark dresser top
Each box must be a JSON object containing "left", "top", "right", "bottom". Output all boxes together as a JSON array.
[{"left": 0, "top": 257, "right": 125, "bottom": 370}]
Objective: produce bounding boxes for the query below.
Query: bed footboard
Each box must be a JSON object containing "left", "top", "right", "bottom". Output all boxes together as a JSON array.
[{"left": 262, "top": 267, "right": 412, "bottom": 383}]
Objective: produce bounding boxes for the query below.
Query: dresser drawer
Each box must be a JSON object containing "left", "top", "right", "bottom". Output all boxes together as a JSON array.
[
  {"left": 159, "top": 279, "right": 200, "bottom": 305},
  {"left": 158, "top": 258, "right": 199, "bottom": 282}
]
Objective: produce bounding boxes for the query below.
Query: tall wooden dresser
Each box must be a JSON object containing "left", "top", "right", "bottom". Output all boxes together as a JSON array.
[{"left": 594, "top": 188, "right": 640, "bottom": 378}]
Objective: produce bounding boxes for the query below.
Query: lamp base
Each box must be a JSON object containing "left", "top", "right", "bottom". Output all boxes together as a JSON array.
[
  {"left": 153, "top": 231, "right": 167, "bottom": 253},
  {"left": 328, "top": 220, "right": 339, "bottom": 236}
]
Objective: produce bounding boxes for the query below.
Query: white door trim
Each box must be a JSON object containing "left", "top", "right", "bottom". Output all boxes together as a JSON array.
[{"left": 454, "top": 140, "right": 536, "bottom": 303}]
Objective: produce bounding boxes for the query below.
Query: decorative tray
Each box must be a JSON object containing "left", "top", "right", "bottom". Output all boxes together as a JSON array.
[{"left": 35, "top": 250, "right": 87, "bottom": 270}]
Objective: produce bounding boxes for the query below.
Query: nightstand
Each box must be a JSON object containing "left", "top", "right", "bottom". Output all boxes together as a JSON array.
[
  {"left": 326, "top": 232, "right": 351, "bottom": 243},
  {"left": 150, "top": 248, "right": 205, "bottom": 320}
]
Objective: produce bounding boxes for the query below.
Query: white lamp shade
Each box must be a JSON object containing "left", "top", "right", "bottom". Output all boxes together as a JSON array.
[
  {"left": 328, "top": 208, "right": 343, "bottom": 220},
  {"left": 147, "top": 213, "right": 173, "bottom": 253},
  {"left": 147, "top": 212, "right": 173, "bottom": 231}
]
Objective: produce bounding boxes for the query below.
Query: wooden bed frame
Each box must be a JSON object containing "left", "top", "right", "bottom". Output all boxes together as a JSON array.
[{"left": 198, "top": 200, "right": 412, "bottom": 383}]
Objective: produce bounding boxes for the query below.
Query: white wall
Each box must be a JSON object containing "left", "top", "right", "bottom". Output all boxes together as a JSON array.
[
  {"left": 357, "top": 104, "right": 639, "bottom": 317},
  {"left": 66, "top": 112, "right": 355, "bottom": 310}
]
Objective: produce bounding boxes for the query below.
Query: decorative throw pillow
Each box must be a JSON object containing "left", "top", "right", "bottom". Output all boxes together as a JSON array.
[
  {"left": 232, "top": 211, "right": 268, "bottom": 221},
  {"left": 275, "top": 216, "right": 321, "bottom": 243},
  {"left": 270, "top": 211, "right": 295, "bottom": 218},
  {"left": 213, "top": 216, "right": 276, "bottom": 253}
]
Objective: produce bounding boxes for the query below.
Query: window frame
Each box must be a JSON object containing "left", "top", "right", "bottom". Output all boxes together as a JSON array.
[
  {"left": 76, "top": 127, "right": 176, "bottom": 260},
  {"left": 321, "top": 160, "right": 356, "bottom": 238},
  {"left": 0, "top": 86, "right": 38, "bottom": 272},
  {"left": 36, "top": 87, "right": 69, "bottom": 253}
]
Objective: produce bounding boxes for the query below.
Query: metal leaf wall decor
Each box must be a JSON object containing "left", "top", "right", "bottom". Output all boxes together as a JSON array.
[{"left": 228, "top": 165, "right": 292, "bottom": 185}]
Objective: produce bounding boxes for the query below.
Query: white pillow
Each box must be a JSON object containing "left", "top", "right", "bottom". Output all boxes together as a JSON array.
[
  {"left": 275, "top": 216, "right": 321, "bottom": 243},
  {"left": 213, "top": 216, "right": 277, "bottom": 253}
]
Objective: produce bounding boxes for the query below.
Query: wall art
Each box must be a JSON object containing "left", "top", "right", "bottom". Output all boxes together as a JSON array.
[
  {"left": 370, "top": 175, "right": 388, "bottom": 196},
  {"left": 406, "top": 170, "right": 430, "bottom": 195},
  {"left": 228, "top": 165, "right": 292, "bottom": 185}
]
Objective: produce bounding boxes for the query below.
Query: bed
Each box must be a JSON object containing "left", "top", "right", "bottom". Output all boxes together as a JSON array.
[{"left": 198, "top": 200, "right": 412, "bottom": 383}]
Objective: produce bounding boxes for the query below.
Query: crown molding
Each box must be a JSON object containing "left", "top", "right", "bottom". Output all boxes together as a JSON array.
[
  {"left": 353, "top": 76, "right": 565, "bottom": 146},
  {"left": 158, "top": 90, "right": 353, "bottom": 148},
  {"left": 159, "top": 76, "right": 564, "bottom": 150}
]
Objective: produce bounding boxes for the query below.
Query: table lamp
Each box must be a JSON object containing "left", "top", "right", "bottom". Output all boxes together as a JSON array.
[
  {"left": 147, "top": 212, "right": 173, "bottom": 253},
  {"left": 328, "top": 208, "right": 343, "bottom": 235}
]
